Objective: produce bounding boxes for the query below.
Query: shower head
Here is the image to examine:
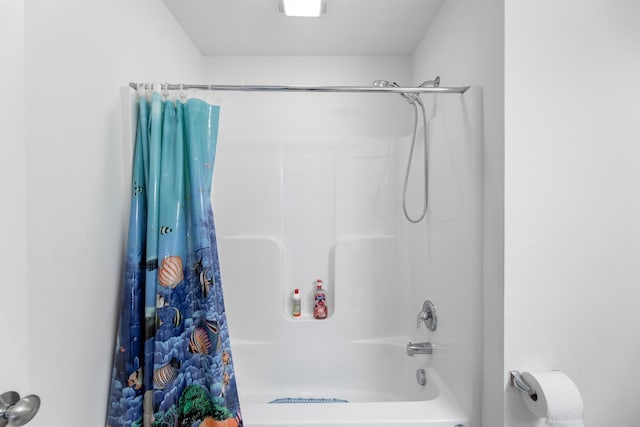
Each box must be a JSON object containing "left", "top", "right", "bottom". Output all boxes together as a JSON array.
[
  {"left": 372, "top": 80, "right": 417, "bottom": 104},
  {"left": 372, "top": 80, "right": 399, "bottom": 88}
]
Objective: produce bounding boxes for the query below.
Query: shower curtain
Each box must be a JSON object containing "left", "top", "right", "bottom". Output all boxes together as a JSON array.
[{"left": 107, "top": 87, "right": 242, "bottom": 427}]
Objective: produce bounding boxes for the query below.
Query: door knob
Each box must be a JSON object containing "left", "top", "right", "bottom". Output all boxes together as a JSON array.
[{"left": 0, "top": 391, "right": 40, "bottom": 426}]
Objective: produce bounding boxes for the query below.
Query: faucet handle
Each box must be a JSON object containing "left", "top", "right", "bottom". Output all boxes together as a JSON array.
[
  {"left": 416, "top": 300, "right": 437, "bottom": 331},
  {"left": 416, "top": 311, "right": 428, "bottom": 329}
]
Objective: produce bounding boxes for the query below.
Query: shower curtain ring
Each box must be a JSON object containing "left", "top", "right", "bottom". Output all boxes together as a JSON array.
[{"left": 179, "top": 84, "right": 186, "bottom": 101}]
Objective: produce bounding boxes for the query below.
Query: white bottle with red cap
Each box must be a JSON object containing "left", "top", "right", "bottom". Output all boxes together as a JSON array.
[
  {"left": 313, "top": 279, "right": 328, "bottom": 319},
  {"left": 292, "top": 288, "right": 301, "bottom": 318}
]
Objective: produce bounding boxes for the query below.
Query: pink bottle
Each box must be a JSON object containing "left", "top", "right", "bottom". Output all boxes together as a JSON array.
[{"left": 313, "top": 279, "right": 328, "bottom": 319}]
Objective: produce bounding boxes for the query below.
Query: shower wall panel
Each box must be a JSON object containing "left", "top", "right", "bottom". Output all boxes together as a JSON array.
[
  {"left": 214, "top": 137, "right": 403, "bottom": 323},
  {"left": 207, "top": 54, "right": 413, "bottom": 343},
  {"left": 396, "top": 89, "right": 484, "bottom": 420}
]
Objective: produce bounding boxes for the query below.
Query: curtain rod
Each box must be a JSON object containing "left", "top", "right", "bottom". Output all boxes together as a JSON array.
[{"left": 128, "top": 82, "right": 469, "bottom": 94}]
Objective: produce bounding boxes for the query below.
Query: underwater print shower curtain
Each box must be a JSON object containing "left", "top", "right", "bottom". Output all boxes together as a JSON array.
[{"left": 107, "top": 87, "right": 242, "bottom": 427}]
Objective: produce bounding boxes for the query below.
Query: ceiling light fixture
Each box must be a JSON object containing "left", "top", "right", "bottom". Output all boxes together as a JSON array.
[{"left": 277, "top": 0, "right": 327, "bottom": 17}]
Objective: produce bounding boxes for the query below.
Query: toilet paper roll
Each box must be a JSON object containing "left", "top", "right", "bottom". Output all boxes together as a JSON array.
[{"left": 521, "top": 371, "right": 584, "bottom": 427}]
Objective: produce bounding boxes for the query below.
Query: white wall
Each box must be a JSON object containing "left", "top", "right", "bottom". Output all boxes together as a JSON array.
[
  {"left": 0, "top": 0, "right": 28, "bottom": 395},
  {"left": 24, "top": 2, "right": 204, "bottom": 426},
  {"left": 411, "top": 0, "right": 504, "bottom": 425},
  {"left": 505, "top": 1, "right": 640, "bottom": 426}
]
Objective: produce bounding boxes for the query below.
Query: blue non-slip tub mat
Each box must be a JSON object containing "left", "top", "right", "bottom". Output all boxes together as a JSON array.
[{"left": 269, "top": 397, "right": 349, "bottom": 404}]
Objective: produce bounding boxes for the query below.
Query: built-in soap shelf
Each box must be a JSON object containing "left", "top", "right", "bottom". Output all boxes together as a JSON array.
[
  {"left": 287, "top": 280, "right": 333, "bottom": 321},
  {"left": 219, "top": 234, "right": 394, "bottom": 324},
  {"left": 288, "top": 313, "right": 334, "bottom": 322},
  {"left": 283, "top": 235, "right": 396, "bottom": 322}
]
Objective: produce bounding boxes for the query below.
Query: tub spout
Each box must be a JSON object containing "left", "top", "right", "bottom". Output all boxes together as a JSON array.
[{"left": 406, "top": 342, "right": 433, "bottom": 356}]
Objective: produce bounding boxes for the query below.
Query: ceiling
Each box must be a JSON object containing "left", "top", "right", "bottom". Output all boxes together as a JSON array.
[{"left": 162, "top": 0, "right": 446, "bottom": 56}]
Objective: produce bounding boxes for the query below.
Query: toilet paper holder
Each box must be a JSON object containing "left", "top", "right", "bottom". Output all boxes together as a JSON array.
[{"left": 509, "top": 371, "right": 538, "bottom": 401}]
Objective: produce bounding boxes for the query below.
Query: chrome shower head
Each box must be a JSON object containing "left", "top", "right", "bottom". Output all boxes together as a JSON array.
[
  {"left": 372, "top": 80, "right": 416, "bottom": 104},
  {"left": 372, "top": 80, "right": 399, "bottom": 88}
]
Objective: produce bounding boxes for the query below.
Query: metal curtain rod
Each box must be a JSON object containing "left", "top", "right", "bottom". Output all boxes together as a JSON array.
[{"left": 128, "top": 82, "right": 469, "bottom": 94}]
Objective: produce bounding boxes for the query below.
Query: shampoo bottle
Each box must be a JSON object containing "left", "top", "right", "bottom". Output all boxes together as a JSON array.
[
  {"left": 313, "top": 279, "right": 328, "bottom": 319},
  {"left": 292, "top": 288, "right": 301, "bottom": 318}
]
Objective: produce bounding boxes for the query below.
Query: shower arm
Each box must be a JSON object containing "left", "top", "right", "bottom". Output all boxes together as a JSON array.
[{"left": 419, "top": 76, "right": 441, "bottom": 88}]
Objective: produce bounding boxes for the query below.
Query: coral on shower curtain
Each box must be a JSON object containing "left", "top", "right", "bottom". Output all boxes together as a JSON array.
[{"left": 107, "top": 88, "right": 242, "bottom": 427}]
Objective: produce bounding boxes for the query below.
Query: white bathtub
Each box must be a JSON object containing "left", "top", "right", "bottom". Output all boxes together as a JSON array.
[{"left": 231, "top": 340, "right": 468, "bottom": 427}]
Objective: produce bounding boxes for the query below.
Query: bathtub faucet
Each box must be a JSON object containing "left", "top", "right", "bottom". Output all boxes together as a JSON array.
[{"left": 406, "top": 342, "right": 433, "bottom": 356}]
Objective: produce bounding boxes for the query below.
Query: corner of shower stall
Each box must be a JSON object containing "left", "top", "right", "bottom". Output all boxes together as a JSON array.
[{"left": 212, "top": 87, "right": 484, "bottom": 426}]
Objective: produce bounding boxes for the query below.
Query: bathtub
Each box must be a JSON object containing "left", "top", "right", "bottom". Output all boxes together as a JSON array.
[{"left": 231, "top": 339, "right": 468, "bottom": 427}]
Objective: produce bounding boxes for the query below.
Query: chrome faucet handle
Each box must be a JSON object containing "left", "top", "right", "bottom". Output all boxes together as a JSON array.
[
  {"left": 416, "top": 300, "right": 437, "bottom": 331},
  {"left": 416, "top": 311, "right": 428, "bottom": 329}
]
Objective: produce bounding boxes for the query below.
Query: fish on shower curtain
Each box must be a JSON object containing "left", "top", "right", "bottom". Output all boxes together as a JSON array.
[{"left": 107, "top": 87, "right": 242, "bottom": 427}]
